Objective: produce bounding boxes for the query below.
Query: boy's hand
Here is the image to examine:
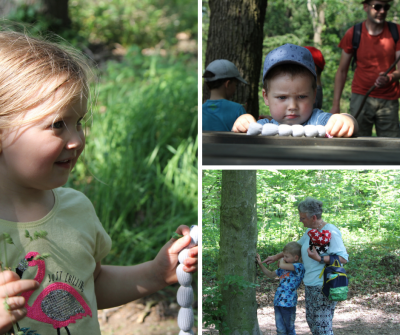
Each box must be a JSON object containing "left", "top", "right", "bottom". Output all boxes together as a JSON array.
[
  {"left": 232, "top": 114, "right": 257, "bottom": 133},
  {"left": 255, "top": 254, "right": 262, "bottom": 264},
  {"left": 153, "top": 225, "right": 198, "bottom": 286},
  {"left": 279, "top": 258, "right": 287, "bottom": 267},
  {"left": 0, "top": 271, "right": 39, "bottom": 334},
  {"left": 325, "top": 114, "right": 357, "bottom": 138}
]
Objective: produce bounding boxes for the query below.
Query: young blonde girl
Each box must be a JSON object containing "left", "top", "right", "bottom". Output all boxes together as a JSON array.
[{"left": 0, "top": 31, "right": 198, "bottom": 335}]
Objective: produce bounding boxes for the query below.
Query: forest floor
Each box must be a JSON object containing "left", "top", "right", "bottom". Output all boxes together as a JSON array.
[
  {"left": 202, "top": 278, "right": 400, "bottom": 335},
  {"left": 98, "top": 286, "right": 198, "bottom": 335}
]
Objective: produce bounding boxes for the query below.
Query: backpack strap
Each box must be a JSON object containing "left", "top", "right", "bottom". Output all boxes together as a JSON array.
[
  {"left": 351, "top": 22, "right": 363, "bottom": 70},
  {"left": 388, "top": 21, "right": 399, "bottom": 45}
]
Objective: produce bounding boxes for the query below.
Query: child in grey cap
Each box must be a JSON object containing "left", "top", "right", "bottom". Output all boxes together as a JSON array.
[
  {"left": 203, "top": 59, "right": 248, "bottom": 131},
  {"left": 232, "top": 44, "right": 358, "bottom": 137}
]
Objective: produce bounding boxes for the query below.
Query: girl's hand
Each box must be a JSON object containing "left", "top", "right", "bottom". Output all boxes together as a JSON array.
[
  {"left": 262, "top": 255, "right": 277, "bottom": 265},
  {"left": 0, "top": 271, "right": 39, "bottom": 334},
  {"left": 255, "top": 254, "right": 261, "bottom": 264},
  {"left": 153, "top": 225, "right": 198, "bottom": 286},
  {"left": 307, "top": 246, "right": 321, "bottom": 262}
]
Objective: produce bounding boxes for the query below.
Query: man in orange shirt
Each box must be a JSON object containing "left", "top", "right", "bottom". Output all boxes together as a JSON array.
[{"left": 331, "top": 0, "right": 400, "bottom": 137}]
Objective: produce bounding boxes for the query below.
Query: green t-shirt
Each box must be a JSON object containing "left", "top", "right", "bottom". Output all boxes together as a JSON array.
[{"left": 0, "top": 187, "right": 112, "bottom": 334}]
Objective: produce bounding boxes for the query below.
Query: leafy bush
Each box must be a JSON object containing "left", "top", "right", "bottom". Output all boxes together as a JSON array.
[{"left": 69, "top": 0, "right": 197, "bottom": 48}]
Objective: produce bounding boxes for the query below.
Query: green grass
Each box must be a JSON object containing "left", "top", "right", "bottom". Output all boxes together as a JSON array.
[{"left": 67, "top": 48, "right": 198, "bottom": 266}]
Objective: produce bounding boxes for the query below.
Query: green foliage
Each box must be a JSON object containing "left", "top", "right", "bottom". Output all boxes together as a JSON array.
[
  {"left": 203, "top": 170, "right": 400, "bottom": 295},
  {"left": 67, "top": 50, "right": 198, "bottom": 266},
  {"left": 203, "top": 275, "right": 259, "bottom": 334},
  {"left": 69, "top": 0, "right": 197, "bottom": 48},
  {"left": 7, "top": 0, "right": 197, "bottom": 49}
]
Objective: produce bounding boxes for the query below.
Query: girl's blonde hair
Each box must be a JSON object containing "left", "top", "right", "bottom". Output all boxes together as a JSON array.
[
  {"left": 0, "top": 29, "right": 95, "bottom": 130},
  {"left": 283, "top": 241, "right": 302, "bottom": 259}
]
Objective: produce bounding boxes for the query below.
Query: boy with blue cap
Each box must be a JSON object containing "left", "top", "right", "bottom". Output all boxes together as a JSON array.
[
  {"left": 232, "top": 44, "right": 358, "bottom": 137},
  {"left": 203, "top": 59, "right": 248, "bottom": 131}
]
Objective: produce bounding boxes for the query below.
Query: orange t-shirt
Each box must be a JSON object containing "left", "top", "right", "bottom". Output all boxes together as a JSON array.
[{"left": 339, "top": 21, "right": 400, "bottom": 100}]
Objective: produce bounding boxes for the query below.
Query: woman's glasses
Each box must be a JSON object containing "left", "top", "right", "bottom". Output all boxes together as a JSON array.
[{"left": 371, "top": 4, "right": 391, "bottom": 12}]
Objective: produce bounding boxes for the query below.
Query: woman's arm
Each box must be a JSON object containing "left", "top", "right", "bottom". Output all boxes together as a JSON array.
[
  {"left": 307, "top": 246, "right": 347, "bottom": 265},
  {"left": 262, "top": 252, "right": 284, "bottom": 265}
]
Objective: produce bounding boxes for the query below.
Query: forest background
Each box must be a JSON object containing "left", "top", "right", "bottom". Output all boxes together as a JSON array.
[
  {"left": 1, "top": 1, "right": 198, "bottom": 334},
  {"left": 202, "top": 0, "right": 400, "bottom": 128},
  {"left": 203, "top": 170, "right": 400, "bottom": 333}
]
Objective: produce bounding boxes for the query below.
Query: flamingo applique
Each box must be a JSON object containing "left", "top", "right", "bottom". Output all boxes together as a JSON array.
[{"left": 16, "top": 251, "right": 92, "bottom": 335}]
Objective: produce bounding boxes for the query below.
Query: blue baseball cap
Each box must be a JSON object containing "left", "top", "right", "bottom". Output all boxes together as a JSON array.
[{"left": 262, "top": 44, "right": 316, "bottom": 82}]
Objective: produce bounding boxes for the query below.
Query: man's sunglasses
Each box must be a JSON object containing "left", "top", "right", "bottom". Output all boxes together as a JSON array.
[{"left": 371, "top": 3, "right": 391, "bottom": 11}]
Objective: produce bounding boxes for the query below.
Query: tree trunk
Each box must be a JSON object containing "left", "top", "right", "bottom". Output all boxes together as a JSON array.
[
  {"left": 42, "top": 0, "right": 71, "bottom": 28},
  {"left": 218, "top": 170, "right": 260, "bottom": 335},
  {"left": 307, "top": 0, "right": 325, "bottom": 45},
  {"left": 204, "top": 0, "right": 268, "bottom": 119},
  {"left": 16, "top": 0, "right": 71, "bottom": 28}
]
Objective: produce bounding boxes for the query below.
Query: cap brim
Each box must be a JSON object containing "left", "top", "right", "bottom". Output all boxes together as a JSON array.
[
  {"left": 263, "top": 60, "right": 317, "bottom": 81},
  {"left": 237, "top": 76, "right": 248, "bottom": 84}
]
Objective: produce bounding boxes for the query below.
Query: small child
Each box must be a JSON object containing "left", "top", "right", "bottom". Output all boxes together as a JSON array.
[
  {"left": 0, "top": 31, "right": 198, "bottom": 335},
  {"left": 303, "top": 46, "right": 325, "bottom": 110},
  {"left": 203, "top": 59, "right": 248, "bottom": 131},
  {"left": 232, "top": 44, "right": 358, "bottom": 137},
  {"left": 256, "top": 242, "right": 305, "bottom": 335}
]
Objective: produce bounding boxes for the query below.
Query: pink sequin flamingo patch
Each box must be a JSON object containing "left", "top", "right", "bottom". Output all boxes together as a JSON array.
[{"left": 18, "top": 251, "right": 92, "bottom": 334}]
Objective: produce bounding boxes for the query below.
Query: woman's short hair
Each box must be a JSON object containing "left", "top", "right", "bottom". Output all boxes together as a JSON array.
[
  {"left": 0, "top": 29, "right": 95, "bottom": 130},
  {"left": 283, "top": 241, "right": 302, "bottom": 258},
  {"left": 297, "top": 197, "right": 323, "bottom": 219}
]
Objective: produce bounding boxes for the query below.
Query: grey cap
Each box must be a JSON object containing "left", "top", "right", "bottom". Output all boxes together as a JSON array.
[
  {"left": 203, "top": 59, "right": 247, "bottom": 84},
  {"left": 262, "top": 44, "right": 316, "bottom": 82}
]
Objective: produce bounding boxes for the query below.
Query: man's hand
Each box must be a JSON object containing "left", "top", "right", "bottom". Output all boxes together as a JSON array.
[
  {"left": 375, "top": 72, "right": 392, "bottom": 88},
  {"left": 325, "top": 114, "right": 356, "bottom": 137},
  {"left": 232, "top": 114, "right": 257, "bottom": 133}
]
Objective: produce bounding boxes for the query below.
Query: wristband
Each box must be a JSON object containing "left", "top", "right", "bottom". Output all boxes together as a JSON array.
[{"left": 319, "top": 256, "right": 325, "bottom": 264}]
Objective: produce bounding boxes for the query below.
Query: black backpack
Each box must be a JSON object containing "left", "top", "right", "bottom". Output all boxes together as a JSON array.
[
  {"left": 319, "top": 255, "right": 349, "bottom": 301},
  {"left": 351, "top": 21, "right": 399, "bottom": 70}
]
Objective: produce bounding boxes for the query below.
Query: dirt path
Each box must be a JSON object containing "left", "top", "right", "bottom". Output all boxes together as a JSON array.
[
  {"left": 98, "top": 290, "right": 198, "bottom": 335},
  {"left": 203, "top": 289, "right": 400, "bottom": 334}
]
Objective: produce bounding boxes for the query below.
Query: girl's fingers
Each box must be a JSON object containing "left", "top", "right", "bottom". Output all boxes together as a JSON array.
[
  {"left": 6, "top": 307, "right": 28, "bottom": 324},
  {"left": 3, "top": 296, "right": 25, "bottom": 311},
  {"left": 0, "top": 279, "right": 39, "bottom": 298},
  {"left": 0, "top": 271, "right": 19, "bottom": 285}
]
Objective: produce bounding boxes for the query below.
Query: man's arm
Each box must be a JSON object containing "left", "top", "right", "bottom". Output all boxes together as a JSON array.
[{"left": 330, "top": 50, "right": 353, "bottom": 114}]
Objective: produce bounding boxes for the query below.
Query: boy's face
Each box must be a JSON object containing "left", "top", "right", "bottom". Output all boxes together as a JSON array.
[
  {"left": 262, "top": 73, "right": 317, "bottom": 125},
  {"left": 283, "top": 252, "right": 299, "bottom": 264}
]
